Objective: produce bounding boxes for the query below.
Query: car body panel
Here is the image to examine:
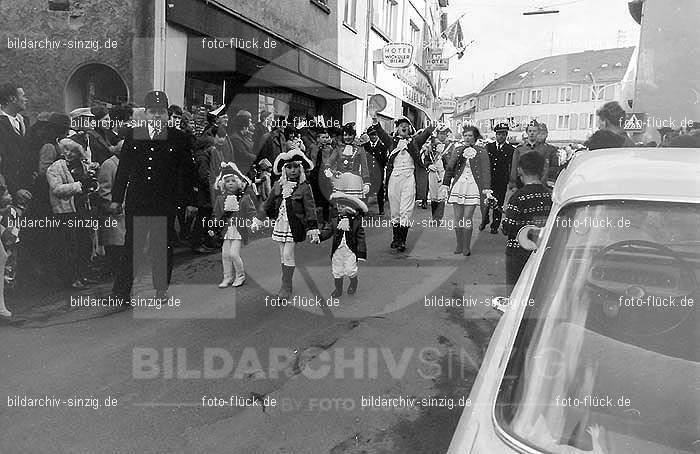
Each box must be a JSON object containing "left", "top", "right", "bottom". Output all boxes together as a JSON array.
[{"left": 447, "top": 148, "right": 700, "bottom": 454}]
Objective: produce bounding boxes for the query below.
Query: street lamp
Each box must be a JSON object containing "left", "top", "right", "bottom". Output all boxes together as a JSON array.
[{"left": 587, "top": 72, "right": 618, "bottom": 132}]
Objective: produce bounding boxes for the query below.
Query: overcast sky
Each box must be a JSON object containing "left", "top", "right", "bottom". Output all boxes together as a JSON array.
[{"left": 440, "top": 0, "right": 640, "bottom": 97}]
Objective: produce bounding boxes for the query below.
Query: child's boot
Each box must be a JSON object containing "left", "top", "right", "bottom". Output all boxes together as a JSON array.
[
  {"left": 347, "top": 276, "right": 358, "bottom": 294},
  {"left": 232, "top": 273, "right": 246, "bottom": 287},
  {"left": 331, "top": 277, "right": 343, "bottom": 298}
]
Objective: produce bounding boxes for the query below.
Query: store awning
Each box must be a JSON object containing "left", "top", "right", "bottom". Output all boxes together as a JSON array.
[{"left": 168, "top": 0, "right": 361, "bottom": 101}]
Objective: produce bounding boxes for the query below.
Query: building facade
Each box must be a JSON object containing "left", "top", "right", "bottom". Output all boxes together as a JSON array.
[
  {"left": 1, "top": 0, "right": 447, "bottom": 132},
  {"left": 471, "top": 47, "right": 635, "bottom": 142},
  {"left": 451, "top": 92, "right": 477, "bottom": 136}
]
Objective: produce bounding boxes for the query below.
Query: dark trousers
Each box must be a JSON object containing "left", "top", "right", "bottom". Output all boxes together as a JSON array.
[
  {"left": 105, "top": 245, "right": 129, "bottom": 294},
  {"left": 375, "top": 170, "right": 385, "bottom": 212},
  {"left": 113, "top": 214, "right": 174, "bottom": 297},
  {"left": 506, "top": 249, "right": 531, "bottom": 294},
  {"left": 190, "top": 206, "right": 215, "bottom": 248}
]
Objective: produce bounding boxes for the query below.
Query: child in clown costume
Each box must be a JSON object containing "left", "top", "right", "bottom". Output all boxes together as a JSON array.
[
  {"left": 251, "top": 147, "right": 320, "bottom": 300},
  {"left": 211, "top": 162, "right": 257, "bottom": 288},
  {"left": 372, "top": 115, "right": 436, "bottom": 252},
  {"left": 319, "top": 192, "right": 367, "bottom": 297}
]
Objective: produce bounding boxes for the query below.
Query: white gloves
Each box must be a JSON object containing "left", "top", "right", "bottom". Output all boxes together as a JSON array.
[
  {"left": 324, "top": 168, "right": 334, "bottom": 178},
  {"left": 362, "top": 183, "right": 370, "bottom": 196},
  {"left": 427, "top": 164, "right": 438, "bottom": 172}
]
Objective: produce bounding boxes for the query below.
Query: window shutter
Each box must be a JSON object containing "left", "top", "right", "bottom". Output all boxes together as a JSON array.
[
  {"left": 542, "top": 89, "right": 550, "bottom": 103},
  {"left": 515, "top": 90, "right": 522, "bottom": 106},
  {"left": 547, "top": 114, "right": 557, "bottom": 130},
  {"left": 572, "top": 85, "right": 580, "bottom": 102},
  {"left": 570, "top": 113, "right": 578, "bottom": 130},
  {"left": 524, "top": 90, "right": 530, "bottom": 105},
  {"left": 578, "top": 113, "right": 587, "bottom": 129},
  {"left": 551, "top": 87, "right": 558, "bottom": 103}
]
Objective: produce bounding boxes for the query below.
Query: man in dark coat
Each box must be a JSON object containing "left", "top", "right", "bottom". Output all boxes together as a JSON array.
[
  {"left": 110, "top": 91, "right": 197, "bottom": 303},
  {"left": 363, "top": 123, "right": 388, "bottom": 215},
  {"left": 481, "top": 122, "right": 514, "bottom": 234},
  {"left": 0, "top": 83, "right": 32, "bottom": 198}
]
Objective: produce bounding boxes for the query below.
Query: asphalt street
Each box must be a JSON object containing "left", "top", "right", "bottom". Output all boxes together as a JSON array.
[{"left": 0, "top": 206, "right": 504, "bottom": 454}]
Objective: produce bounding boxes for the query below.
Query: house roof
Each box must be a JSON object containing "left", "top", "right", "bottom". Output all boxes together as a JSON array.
[{"left": 480, "top": 47, "right": 635, "bottom": 94}]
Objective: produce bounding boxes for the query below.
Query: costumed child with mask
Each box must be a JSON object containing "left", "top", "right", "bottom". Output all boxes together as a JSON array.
[
  {"left": 211, "top": 162, "right": 257, "bottom": 288},
  {"left": 251, "top": 147, "right": 320, "bottom": 300},
  {"left": 319, "top": 192, "right": 367, "bottom": 298}
]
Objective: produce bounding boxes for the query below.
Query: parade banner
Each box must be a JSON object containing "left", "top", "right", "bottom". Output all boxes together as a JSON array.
[{"left": 382, "top": 43, "right": 414, "bottom": 68}]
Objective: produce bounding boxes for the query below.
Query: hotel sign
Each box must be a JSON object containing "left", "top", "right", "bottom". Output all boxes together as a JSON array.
[
  {"left": 425, "top": 48, "right": 449, "bottom": 71},
  {"left": 382, "top": 43, "right": 414, "bottom": 68}
]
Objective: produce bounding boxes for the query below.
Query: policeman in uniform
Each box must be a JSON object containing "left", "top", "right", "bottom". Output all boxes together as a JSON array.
[
  {"left": 110, "top": 91, "right": 197, "bottom": 303},
  {"left": 481, "top": 122, "right": 514, "bottom": 233},
  {"left": 363, "top": 124, "right": 388, "bottom": 215}
]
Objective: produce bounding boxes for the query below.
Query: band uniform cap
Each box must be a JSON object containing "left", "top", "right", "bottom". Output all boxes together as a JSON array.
[
  {"left": 494, "top": 122, "right": 510, "bottom": 132},
  {"left": 436, "top": 124, "right": 452, "bottom": 134},
  {"left": 144, "top": 91, "right": 169, "bottom": 110},
  {"left": 366, "top": 124, "right": 380, "bottom": 135}
]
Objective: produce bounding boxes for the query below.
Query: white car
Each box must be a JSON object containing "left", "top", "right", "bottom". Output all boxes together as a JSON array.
[{"left": 448, "top": 148, "right": 700, "bottom": 454}]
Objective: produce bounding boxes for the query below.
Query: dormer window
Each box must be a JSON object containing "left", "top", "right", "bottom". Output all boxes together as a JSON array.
[{"left": 601, "top": 63, "right": 609, "bottom": 68}]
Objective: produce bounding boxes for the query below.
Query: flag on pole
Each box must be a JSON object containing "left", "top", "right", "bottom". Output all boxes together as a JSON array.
[{"left": 442, "top": 16, "right": 466, "bottom": 58}]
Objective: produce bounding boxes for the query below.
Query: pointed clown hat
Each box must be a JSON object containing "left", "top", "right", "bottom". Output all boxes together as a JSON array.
[{"left": 273, "top": 148, "right": 314, "bottom": 175}]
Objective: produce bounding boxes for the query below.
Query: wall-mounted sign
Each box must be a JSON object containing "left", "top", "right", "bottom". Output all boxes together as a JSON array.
[
  {"left": 382, "top": 43, "right": 414, "bottom": 69},
  {"left": 425, "top": 48, "right": 449, "bottom": 71},
  {"left": 439, "top": 98, "right": 457, "bottom": 111},
  {"left": 204, "top": 94, "right": 214, "bottom": 106}
]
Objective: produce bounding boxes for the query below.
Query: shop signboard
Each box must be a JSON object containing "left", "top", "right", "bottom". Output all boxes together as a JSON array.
[
  {"left": 382, "top": 43, "right": 414, "bottom": 69},
  {"left": 425, "top": 48, "right": 449, "bottom": 71}
]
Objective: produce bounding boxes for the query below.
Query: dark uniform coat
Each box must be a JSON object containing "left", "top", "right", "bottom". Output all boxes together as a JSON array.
[
  {"left": 259, "top": 180, "right": 318, "bottom": 243},
  {"left": 319, "top": 211, "right": 367, "bottom": 259},
  {"left": 485, "top": 141, "right": 514, "bottom": 202},
  {"left": 363, "top": 138, "right": 388, "bottom": 197},
  {"left": 112, "top": 126, "right": 196, "bottom": 214}
]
